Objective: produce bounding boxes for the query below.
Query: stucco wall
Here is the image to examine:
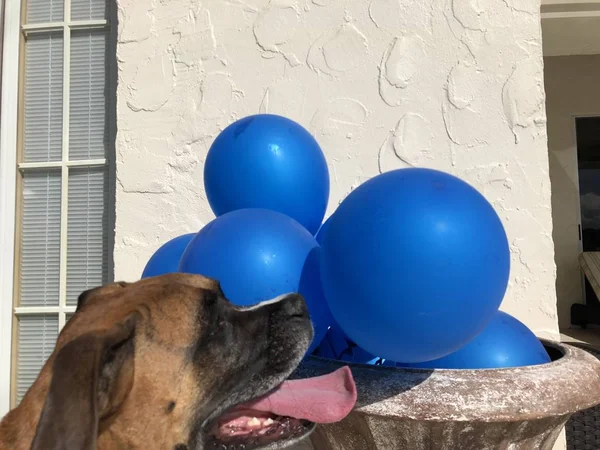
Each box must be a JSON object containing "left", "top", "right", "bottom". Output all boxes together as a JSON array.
[
  {"left": 544, "top": 54, "right": 600, "bottom": 329},
  {"left": 114, "top": 0, "right": 558, "bottom": 338}
]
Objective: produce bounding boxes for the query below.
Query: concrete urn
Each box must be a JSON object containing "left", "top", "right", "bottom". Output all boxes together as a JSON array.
[{"left": 292, "top": 341, "right": 600, "bottom": 450}]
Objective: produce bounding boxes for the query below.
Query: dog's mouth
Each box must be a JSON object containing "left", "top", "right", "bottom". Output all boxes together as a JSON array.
[
  {"left": 205, "top": 366, "right": 357, "bottom": 450},
  {"left": 206, "top": 409, "right": 312, "bottom": 450}
]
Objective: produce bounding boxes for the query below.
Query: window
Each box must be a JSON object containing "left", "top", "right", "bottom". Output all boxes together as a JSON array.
[{"left": 6, "top": 0, "right": 115, "bottom": 406}]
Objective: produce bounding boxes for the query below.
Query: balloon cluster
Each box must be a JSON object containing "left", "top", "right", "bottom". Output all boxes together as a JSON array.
[{"left": 142, "top": 114, "right": 551, "bottom": 368}]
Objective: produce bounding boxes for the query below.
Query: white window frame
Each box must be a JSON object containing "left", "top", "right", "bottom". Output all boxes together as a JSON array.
[
  {"left": 0, "top": 0, "right": 112, "bottom": 416},
  {"left": 0, "top": 0, "right": 21, "bottom": 418}
]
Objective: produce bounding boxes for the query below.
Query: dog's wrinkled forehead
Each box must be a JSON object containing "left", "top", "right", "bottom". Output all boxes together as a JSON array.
[{"left": 61, "top": 273, "right": 225, "bottom": 348}]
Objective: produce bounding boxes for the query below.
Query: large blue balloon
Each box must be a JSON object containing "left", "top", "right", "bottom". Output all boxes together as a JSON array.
[
  {"left": 179, "top": 208, "right": 331, "bottom": 354},
  {"left": 396, "top": 311, "right": 551, "bottom": 369},
  {"left": 320, "top": 168, "right": 510, "bottom": 363},
  {"left": 141, "top": 233, "right": 195, "bottom": 278},
  {"left": 204, "top": 114, "right": 330, "bottom": 235}
]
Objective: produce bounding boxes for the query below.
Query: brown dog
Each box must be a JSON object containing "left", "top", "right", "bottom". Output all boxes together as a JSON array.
[{"left": 0, "top": 273, "right": 356, "bottom": 450}]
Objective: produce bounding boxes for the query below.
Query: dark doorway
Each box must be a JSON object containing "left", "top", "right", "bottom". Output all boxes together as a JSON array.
[{"left": 577, "top": 116, "right": 600, "bottom": 306}]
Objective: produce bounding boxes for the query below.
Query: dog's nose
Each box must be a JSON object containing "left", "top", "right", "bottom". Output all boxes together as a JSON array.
[{"left": 278, "top": 293, "right": 310, "bottom": 319}]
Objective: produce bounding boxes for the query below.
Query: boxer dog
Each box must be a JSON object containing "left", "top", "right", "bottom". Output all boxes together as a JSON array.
[{"left": 0, "top": 273, "right": 356, "bottom": 450}]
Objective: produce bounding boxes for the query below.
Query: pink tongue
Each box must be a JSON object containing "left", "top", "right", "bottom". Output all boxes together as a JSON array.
[{"left": 243, "top": 366, "right": 357, "bottom": 424}]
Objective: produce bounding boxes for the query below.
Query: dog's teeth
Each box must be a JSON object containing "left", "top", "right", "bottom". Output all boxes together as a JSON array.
[
  {"left": 264, "top": 418, "right": 274, "bottom": 426},
  {"left": 247, "top": 417, "right": 261, "bottom": 427}
]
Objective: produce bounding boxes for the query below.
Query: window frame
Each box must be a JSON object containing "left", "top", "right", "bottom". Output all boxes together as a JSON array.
[
  {"left": 0, "top": 0, "right": 21, "bottom": 418},
  {"left": 0, "top": 0, "right": 115, "bottom": 415}
]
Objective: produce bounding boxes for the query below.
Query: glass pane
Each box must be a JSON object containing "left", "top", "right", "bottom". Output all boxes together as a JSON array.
[
  {"left": 20, "top": 171, "right": 61, "bottom": 307},
  {"left": 576, "top": 117, "right": 600, "bottom": 305},
  {"left": 577, "top": 116, "right": 600, "bottom": 253},
  {"left": 26, "top": 0, "right": 64, "bottom": 24},
  {"left": 24, "top": 32, "right": 64, "bottom": 163},
  {"left": 69, "top": 30, "right": 108, "bottom": 161},
  {"left": 71, "top": 0, "right": 106, "bottom": 21},
  {"left": 66, "top": 167, "right": 110, "bottom": 306},
  {"left": 16, "top": 315, "right": 59, "bottom": 404}
]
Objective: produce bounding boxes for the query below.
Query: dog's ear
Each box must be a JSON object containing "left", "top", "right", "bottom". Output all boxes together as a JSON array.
[
  {"left": 76, "top": 281, "right": 130, "bottom": 312},
  {"left": 30, "top": 315, "right": 137, "bottom": 450}
]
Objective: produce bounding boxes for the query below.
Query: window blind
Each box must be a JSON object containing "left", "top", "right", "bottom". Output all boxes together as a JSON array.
[
  {"left": 23, "top": 33, "right": 63, "bottom": 163},
  {"left": 67, "top": 167, "right": 109, "bottom": 305},
  {"left": 26, "top": 0, "right": 64, "bottom": 24},
  {"left": 20, "top": 171, "right": 62, "bottom": 307},
  {"left": 71, "top": 0, "right": 106, "bottom": 21},
  {"left": 16, "top": 316, "right": 59, "bottom": 403},
  {"left": 69, "top": 30, "right": 108, "bottom": 161}
]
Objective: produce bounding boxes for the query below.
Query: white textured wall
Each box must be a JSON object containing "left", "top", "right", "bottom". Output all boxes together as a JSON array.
[{"left": 115, "top": 0, "right": 558, "bottom": 338}]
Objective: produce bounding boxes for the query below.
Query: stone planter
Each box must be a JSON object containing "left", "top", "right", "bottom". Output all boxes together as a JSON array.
[{"left": 293, "top": 340, "right": 600, "bottom": 450}]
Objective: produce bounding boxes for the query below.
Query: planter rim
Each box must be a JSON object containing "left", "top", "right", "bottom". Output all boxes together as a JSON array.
[{"left": 296, "top": 340, "right": 600, "bottom": 422}]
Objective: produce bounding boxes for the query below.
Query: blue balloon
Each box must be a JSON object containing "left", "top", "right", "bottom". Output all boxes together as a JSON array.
[
  {"left": 141, "top": 233, "right": 195, "bottom": 278},
  {"left": 179, "top": 208, "right": 331, "bottom": 355},
  {"left": 314, "top": 322, "right": 395, "bottom": 366},
  {"left": 320, "top": 168, "right": 510, "bottom": 363},
  {"left": 204, "top": 114, "right": 330, "bottom": 235},
  {"left": 396, "top": 311, "right": 551, "bottom": 369}
]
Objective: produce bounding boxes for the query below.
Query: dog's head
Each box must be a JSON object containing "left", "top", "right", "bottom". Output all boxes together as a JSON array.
[{"left": 26, "top": 273, "right": 355, "bottom": 450}]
